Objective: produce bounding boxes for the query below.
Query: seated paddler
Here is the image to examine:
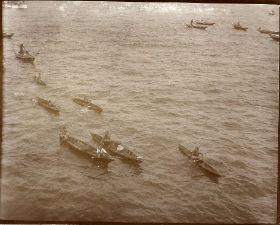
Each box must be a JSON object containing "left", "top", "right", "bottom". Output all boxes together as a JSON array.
[
  {"left": 18, "top": 43, "right": 25, "bottom": 54},
  {"left": 191, "top": 147, "right": 203, "bottom": 162}
]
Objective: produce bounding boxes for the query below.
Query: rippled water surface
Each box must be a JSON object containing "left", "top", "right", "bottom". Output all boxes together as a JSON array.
[{"left": 1, "top": 1, "right": 279, "bottom": 223}]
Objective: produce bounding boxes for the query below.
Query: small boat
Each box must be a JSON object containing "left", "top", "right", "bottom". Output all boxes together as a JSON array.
[
  {"left": 233, "top": 23, "right": 248, "bottom": 31},
  {"left": 186, "top": 23, "right": 207, "bottom": 30},
  {"left": 3, "top": 32, "right": 14, "bottom": 38},
  {"left": 34, "top": 74, "right": 46, "bottom": 86},
  {"left": 269, "top": 34, "right": 279, "bottom": 42},
  {"left": 179, "top": 144, "right": 221, "bottom": 177},
  {"left": 15, "top": 44, "right": 35, "bottom": 62},
  {"left": 60, "top": 127, "right": 113, "bottom": 164},
  {"left": 73, "top": 97, "right": 103, "bottom": 112},
  {"left": 195, "top": 20, "right": 215, "bottom": 26},
  {"left": 35, "top": 97, "right": 59, "bottom": 114},
  {"left": 90, "top": 131, "right": 143, "bottom": 163},
  {"left": 15, "top": 52, "right": 35, "bottom": 62},
  {"left": 269, "top": 10, "right": 275, "bottom": 15},
  {"left": 257, "top": 27, "right": 279, "bottom": 35},
  {"left": 5, "top": 1, "right": 28, "bottom": 9}
]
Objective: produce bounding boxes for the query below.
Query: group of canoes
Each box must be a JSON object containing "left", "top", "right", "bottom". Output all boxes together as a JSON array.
[
  {"left": 58, "top": 126, "right": 221, "bottom": 177},
  {"left": 33, "top": 95, "right": 104, "bottom": 115},
  {"left": 59, "top": 128, "right": 143, "bottom": 165},
  {"left": 185, "top": 20, "right": 279, "bottom": 42},
  {"left": 6, "top": 10, "right": 278, "bottom": 180}
]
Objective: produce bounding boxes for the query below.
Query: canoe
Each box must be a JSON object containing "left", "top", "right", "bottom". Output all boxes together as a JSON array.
[
  {"left": 186, "top": 23, "right": 207, "bottom": 30},
  {"left": 257, "top": 28, "right": 279, "bottom": 34},
  {"left": 90, "top": 131, "right": 143, "bottom": 163},
  {"left": 178, "top": 144, "right": 221, "bottom": 177},
  {"left": 15, "top": 52, "right": 35, "bottom": 62},
  {"left": 35, "top": 97, "right": 59, "bottom": 114},
  {"left": 233, "top": 24, "right": 248, "bottom": 31},
  {"left": 3, "top": 32, "right": 14, "bottom": 38},
  {"left": 60, "top": 129, "right": 113, "bottom": 163},
  {"left": 73, "top": 97, "right": 103, "bottom": 112},
  {"left": 195, "top": 20, "right": 215, "bottom": 26},
  {"left": 34, "top": 76, "right": 46, "bottom": 86},
  {"left": 269, "top": 34, "right": 279, "bottom": 41}
]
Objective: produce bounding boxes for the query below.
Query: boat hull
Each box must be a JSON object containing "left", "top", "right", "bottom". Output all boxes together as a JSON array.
[
  {"left": 60, "top": 133, "right": 113, "bottom": 163},
  {"left": 186, "top": 24, "right": 207, "bottom": 30},
  {"left": 195, "top": 21, "right": 215, "bottom": 26},
  {"left": 16, "top": 53, "right": 35, "bottom": 62},
  {"left": 3, "top": 32, "right": 14, "bottom": 38},
  {"left": 178, "top": 144, "right": 221, "bottom": 177},
  {"left": 34, "top": 77, "right": 47, "bottom": 86},
  {"left": 36, "top": 97, "right": 59, "bottom": 114},
  {"left": 270, "top": 34, "right": 279, "bottom": 41},
  {"left": 233, "top": 25, "right": 248, "bottom": 31},
  {"left": 73, "top": 98, "right": 103, "bottom": 112},
  {"left": 90, "top": 132, "right": 143, "bottom": 163},
  {"left": 258, "top": 29, "right": 279, "bottom": 35}
]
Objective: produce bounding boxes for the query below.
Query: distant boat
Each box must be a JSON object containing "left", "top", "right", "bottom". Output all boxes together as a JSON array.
[
  {"left": 35, "top": 97, "right": 60, "bottom": 114},
  {"left": 73, "top": 97, "right": 103, "bottom": 113},
  {"left": 257, "top": 27, "right": 279, "bottom": 35},
  {"left": 90, "top": 131, "right": 143, "bottom": 163},
  {"left": 4, "top": 1, "right": 27, "bottom": 9},
  {"left": 233, "top": 23, "right": 248, "bottom": 31},
  {"left": 195, "top": 20, "right": 215, "bottom": 26},
  {"left": 59, "top": 127, "right": 114, "bottom": 164},
  {"left": 186, "top": 20, "right": 208, "bottom": 30},
  {"left": 15, "top": 44, "right": 35, "bottom": 62},
  {"left": 179, "top": 144, "right": 221, "bottom": 177},
  {"left": 269, "top": 34, "right": 279, "bottom": 42},
  {"left": 269, "top": 10, "right": 275, "bottom": 15},
  {"left": 34, "top": 74, "right": 47, "bottom": 86},
  {"left": 3, "top": 32, "right": 14, "bottom": 38}
]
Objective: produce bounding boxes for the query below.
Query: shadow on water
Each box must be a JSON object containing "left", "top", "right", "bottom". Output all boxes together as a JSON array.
[{"left": 119, "top": 158, "right": 143, "bottom": 175}]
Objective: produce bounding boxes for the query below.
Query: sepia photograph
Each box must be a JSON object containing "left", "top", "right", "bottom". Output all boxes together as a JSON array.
[{"left": 1, "top": 1, "right": 279, "bottom": 223}]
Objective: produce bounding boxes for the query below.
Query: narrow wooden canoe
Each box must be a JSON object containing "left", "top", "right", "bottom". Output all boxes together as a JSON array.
[
  {"left": 60, "top": 129, "right": 113, "bottom": 163},
  {"left": 186, "top": 23, "right": 207, "bottom": 30},
  {"left": 36, "top": 97, "right": 59, "bottom": 114},
  {"left": 90, "top": 131, "right": 143, "bottom": 163},
  {"left": 257, "top": 28, "right": 279, "bottom": 34},
  {"left": 15, "top": 52, "right": 35, "bottom": 62},
  {"left": 34, "top": 76, "right": 46, "bottom": 86},
  {"left": 269, "top": 34, "right": 279, "bottom": 42},
  {"left": 179, "top": 144, "right": 221, "bottom": 177},
  {"left": 233, "top": 24, "right": 248, "bottom": 31},
  {"left": 73, "top": 97, "right": 103, "bottom": 112},
  {"left": 3, "top": 32, "right": 14, "bottom": 38},
  {"left": 195, "top": 20, "right": 215, "bottom": 26}
]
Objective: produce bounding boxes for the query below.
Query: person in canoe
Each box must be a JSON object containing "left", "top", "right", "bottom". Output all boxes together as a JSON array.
[
  {"left": 100, "top": 131, "right": 111, "bottom": 146},
  {"left": 35, "top": 73, "right": 41, "bottom": 80},
  {"left": 191, "top": 147, "right": 203, "bottom": 162},
  {"left": 96, "top": 147, "right": 109, "bottom": 157},
  {"left": 18, "top": 43, "right": 25, "bottom": 54}
]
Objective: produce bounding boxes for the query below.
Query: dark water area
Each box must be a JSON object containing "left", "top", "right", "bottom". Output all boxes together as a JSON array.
[{"left": 1, "top": 2, "right": 279, "bottom": 223}]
